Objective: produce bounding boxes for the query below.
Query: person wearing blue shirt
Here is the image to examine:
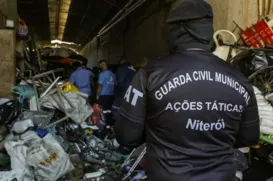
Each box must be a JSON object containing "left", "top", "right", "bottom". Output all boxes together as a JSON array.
[
  {"left": 69, "top": 61, "right": 95, "bottom": 103},
  {"left": 96, "top": 60, "right": 116, "bottom": 125}
]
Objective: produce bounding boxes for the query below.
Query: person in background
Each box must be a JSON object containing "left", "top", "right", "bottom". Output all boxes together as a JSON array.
[
  {"left": 69, "top": 61, "right": 95, "bottom": 104},
  {"left": 134, "top": 57, "right": 148, "bottom": 71},
  {"left": 115, "top": 0, "right": 260, "bottom": 181},
  {"left": 112, "top": 57, "right": 136, "bottom": 120},
  {"left": 96, "top": 60, "right": 116, "bottom": 125}
]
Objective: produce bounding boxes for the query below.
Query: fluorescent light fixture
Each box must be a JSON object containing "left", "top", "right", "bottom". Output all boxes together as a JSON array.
[
  {"left": 51, "top": 39, "right": 81, "bottom": 46},
  {"left": 51, "top": 39, "right": 75, "bottom": 45}
]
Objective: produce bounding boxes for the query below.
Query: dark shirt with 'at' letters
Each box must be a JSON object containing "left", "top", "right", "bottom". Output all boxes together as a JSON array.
[{"left": 115, "top": 50, "right": 260, "bottom": 181}]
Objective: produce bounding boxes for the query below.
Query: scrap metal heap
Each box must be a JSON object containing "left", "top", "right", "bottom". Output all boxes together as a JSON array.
[{"left": 0, "top": 67, "right": 147, "bottom": 181}]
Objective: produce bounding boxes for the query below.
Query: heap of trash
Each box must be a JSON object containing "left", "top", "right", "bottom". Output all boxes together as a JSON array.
[{"left": 0, "top": 68, "right": 146, "bottom": 181}]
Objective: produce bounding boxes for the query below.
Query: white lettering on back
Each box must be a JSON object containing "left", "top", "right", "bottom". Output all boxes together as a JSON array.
[{"left": 186, "top": 118, "right": 225, "bottom": 131}]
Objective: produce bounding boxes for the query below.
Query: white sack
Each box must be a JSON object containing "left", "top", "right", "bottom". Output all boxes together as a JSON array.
[
  {"left": 26, "top": 133, "right": 74, "bottom": 181},
  {"left": 4, "top": 131, "right": 39, "bottom": 181},
  {"left": 0, "top": 170, "right": 24, "bottom": 181},
  {"left": 254, "top": 86, "right": 273, "bottom": 135}
]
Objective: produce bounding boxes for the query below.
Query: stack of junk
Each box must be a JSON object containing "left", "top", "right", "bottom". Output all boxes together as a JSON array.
[
  {"left": 0, "top": 68, "right": 147, "bottom": 181},
  {"left": 214, "top": 26, "right": 273, "bottom": 180}
]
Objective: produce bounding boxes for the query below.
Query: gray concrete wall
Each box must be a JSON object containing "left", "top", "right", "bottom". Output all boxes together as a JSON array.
[{"left": 81, "top": 0, "right": 259, "bottom": 68}]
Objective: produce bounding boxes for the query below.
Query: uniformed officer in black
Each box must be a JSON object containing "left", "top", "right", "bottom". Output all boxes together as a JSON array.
[{"left": 115, "top": 0, "right": 260, "bottom": 181}]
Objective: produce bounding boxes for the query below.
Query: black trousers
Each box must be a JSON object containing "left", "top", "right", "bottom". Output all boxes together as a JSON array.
[
  {"left": 98, "top": 95, "right": 115, "bottom": 125},
  {"left": 89, "top": 95, "right": 95, "bottom": 105}
]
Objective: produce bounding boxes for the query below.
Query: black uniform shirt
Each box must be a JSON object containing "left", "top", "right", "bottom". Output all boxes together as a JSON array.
[{"left": 115, "top": 50, "right": 260, "bottom": 181}]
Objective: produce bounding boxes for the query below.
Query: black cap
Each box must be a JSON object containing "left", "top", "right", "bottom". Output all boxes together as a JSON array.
[{"left": 166, "top": 0, "right": 213, "bottom": 24}]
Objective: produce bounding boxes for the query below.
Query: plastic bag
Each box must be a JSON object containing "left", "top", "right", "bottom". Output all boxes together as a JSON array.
[
  {"left": 254, "top": 86, "right": 273, "bottom": 135},
  {"left": 40, "top": 92, "right": 92, "bottom": 124},
  {"left": 0, "top": 101, "right": 21, "bottom": 126},
  {"left": 60, "top": 82, "right": 79, "bottom": 93},
  {"left": 11, "top": 85, "right": 35, "bottom": 103},
  {"left": 26, "top": 133, "right": 74, "bottom": 181},
  {"left": 231, "top": 49, "right": 273, "bottom": 77},
  {"left": 22, "top": 110, "right": 55, "bottom": 128},
  {"left": 0, "top": 170, "right": 24, "bottom": 181},
  {"left": 5, "top": 131, "right": 39, "bottom": 181}
]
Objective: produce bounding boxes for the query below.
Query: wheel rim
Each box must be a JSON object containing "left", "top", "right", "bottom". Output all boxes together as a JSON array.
[{"left": 250, "top": 66, "right": 273, "bottom": 95}]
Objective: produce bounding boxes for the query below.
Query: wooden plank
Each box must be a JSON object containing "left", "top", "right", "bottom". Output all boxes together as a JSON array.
[{"left": 0, "top": 29, "right": 15, "bottom": 99}]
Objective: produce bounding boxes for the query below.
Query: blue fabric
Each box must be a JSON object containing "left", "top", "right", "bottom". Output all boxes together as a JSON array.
[
  {"left": 116, "top": 63, "right": 136, "bottom": 98},
  {"left": 98, "top": 70, "right": 116, "bottom": 96},
  {"left": 35, "top": 128, "right": 48, "bottom": 138},
  {"left": 69, "top": 67, "right": 94, "bottom": 96}
]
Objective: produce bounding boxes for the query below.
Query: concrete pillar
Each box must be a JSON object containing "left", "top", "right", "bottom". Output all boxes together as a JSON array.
[{"left": 0, "top": 0, "right": 18, "bottom": 21}]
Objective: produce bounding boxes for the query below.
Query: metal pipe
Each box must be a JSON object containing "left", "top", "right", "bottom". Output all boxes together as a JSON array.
[
  {"left": 32, "top": 78, "right": 41, "bottom": 111},
  {"left": 41, "top": 77, "right": 61, "bottom": 98},
  {"left": 32, "top": 68, "right": 64, "bottom": 79},
  {"left": 122, "top": 146, "right": 146, "bottom": 180},
  {"left": 98, "top": 0, "right": 135, "bottom": 34},
  {"left": 101, "top": 0, "right": 145, "bottom": 35},
  {"left": 98, "top": 0, "right": 146, "bottom": 37},
  {"left": 45, "top": 116, "right": 69, "bottom": 128}
]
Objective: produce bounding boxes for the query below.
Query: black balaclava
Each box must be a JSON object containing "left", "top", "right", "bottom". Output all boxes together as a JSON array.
[{"left": 166, "top": 0, "right": 214, "bottom": 53}]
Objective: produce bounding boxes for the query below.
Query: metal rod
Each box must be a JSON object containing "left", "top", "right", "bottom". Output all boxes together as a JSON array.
[
  {"left": 45, "top": 116, "right": 69, "bottom": 128},
  {"left": 52, "top": 72, "right": 56, "bottom": 80},
  {"left": 98, "top": 0, "right": 135, "bottom": 34},
  {"left": 38, "top": 80, "right": 47, "bottom": 90},
  {"left": 98, "top": 0, "right": 146, "bottom": 37},
  {"left": 32, "top": 68, "right": 64, "bottom": 79},
  {"left": 121, "top": 148, "right": 136, "bottom": 167},
  {"left": 32, "top": 78, "right": 41, "bottom": 111},
  {"left": 37, "top": 49, "right": 42, "bottom": 72},
  {"left": 122, "top": 146, "right": 146, "bottom": 180},
  {"left": 41, "top": 77, "right": 61, "bottom": 98}
]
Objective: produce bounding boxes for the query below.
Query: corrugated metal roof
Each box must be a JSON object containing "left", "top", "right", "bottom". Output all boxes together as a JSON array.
[
  {"left": 48, "top": 0, "right": 71, "bottom": 40},
  {"left": 18, "top": 0, "right": 128, "bottom": 47}
]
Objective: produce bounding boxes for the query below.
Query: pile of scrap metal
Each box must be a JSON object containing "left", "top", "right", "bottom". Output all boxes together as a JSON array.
[
  {"left": 231, "top": 48, "right": 273, "bottom": 168},
  {"left": 213, "top": 30, "right": 273, "bottom": 140},
  {"left": 213, "top": 29, "right": 273, "bottom": 179},
  {"left": 0, "top": 69, "right": 147, "bottom": 181},
  {"left": 231, "top": 48, "right": 273, "bottom": 137}
]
